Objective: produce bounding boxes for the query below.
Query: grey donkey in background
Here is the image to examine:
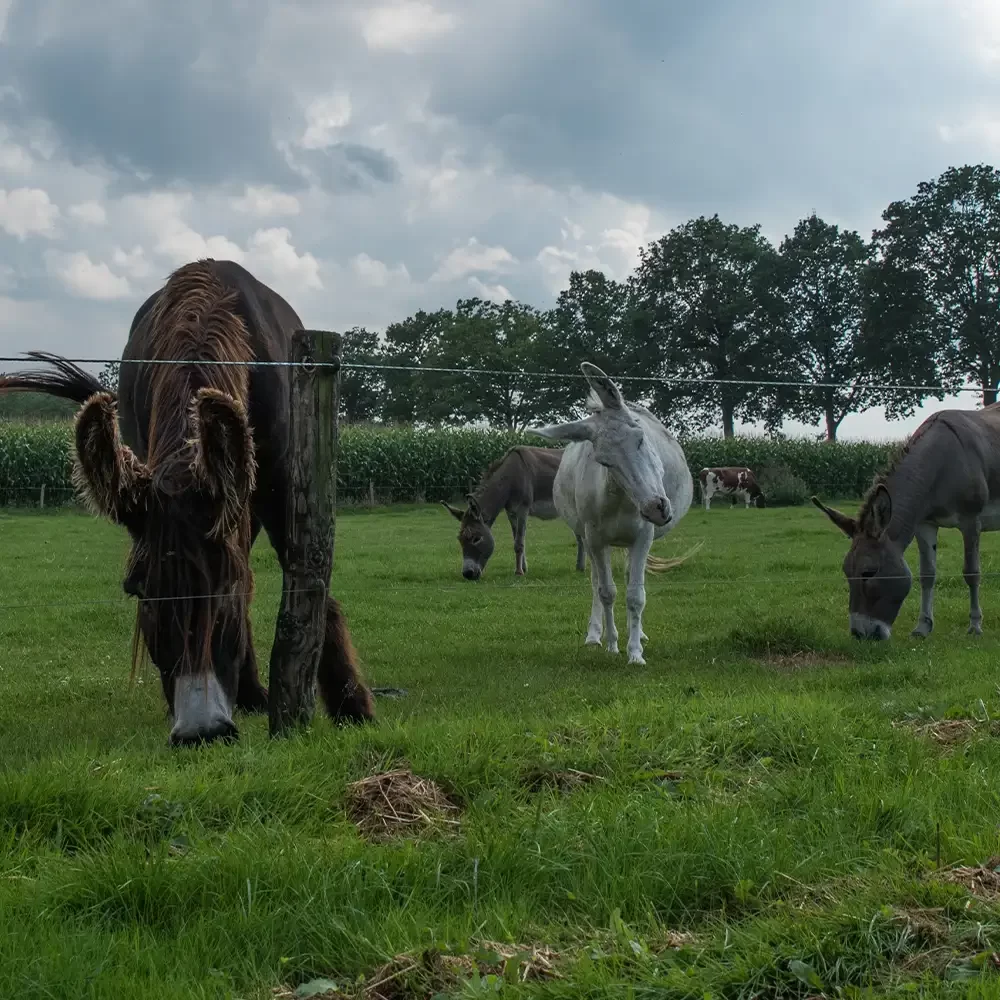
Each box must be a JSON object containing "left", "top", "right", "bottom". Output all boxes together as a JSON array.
[
  {"left": 813, "top": 404, "right": 1000, "bottom": 640},
  {"left": 442, "top": 446, "right": 586, "bottom": 580}
]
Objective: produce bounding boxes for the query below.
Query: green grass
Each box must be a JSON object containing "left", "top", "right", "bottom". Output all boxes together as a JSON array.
[{"left": 6, "top": 502, "right": 1000, "bottom": 997}]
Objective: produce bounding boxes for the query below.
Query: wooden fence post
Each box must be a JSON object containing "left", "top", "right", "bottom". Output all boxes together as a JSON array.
[{"left": 268, "top": 329, "right": 341, "bottom": 738}]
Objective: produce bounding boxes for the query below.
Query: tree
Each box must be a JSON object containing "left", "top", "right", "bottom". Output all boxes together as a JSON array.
[
  {"left": 339, "top": 326, "right": 384, "bottom": 424},
  {"left": 378, "top": 300, "right": 567, "bottom": 429},
  {"left": 98, "top": 361, "right": 120, "bottom": 392},
  {"left": 544, "top": 269, "right": 658, "bottom": 414},
  {"left": 634, "top": 215, "right": 786, "bottom": 438},
  {"left": 378, "top": 308, "right": 452, "bottom": 424},
  {"left": 433, "top": 298, "right": 568, "bottom": 430},
  {"left": 771, "top": 214, "right": 934, "bottom": 441},
  {"left": 871, "top": 163, "right": 1000, "bottom": 405}
]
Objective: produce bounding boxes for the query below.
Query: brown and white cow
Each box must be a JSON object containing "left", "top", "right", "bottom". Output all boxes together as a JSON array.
[{"left": 698, "top": 467, "right": 765, "bottom": 510}]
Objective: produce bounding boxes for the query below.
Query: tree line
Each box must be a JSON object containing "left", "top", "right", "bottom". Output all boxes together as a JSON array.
[
  {"left": 336, "top": 163, "right": 1000, "bottom": 441},
  {"left": 82, "top": 163, "right": 1000, "bottom": 441}
]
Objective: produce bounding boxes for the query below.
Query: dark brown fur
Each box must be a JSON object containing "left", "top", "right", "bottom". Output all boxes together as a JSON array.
[{"left": 0, "top": 259, "right": 374, "bottom": 740}]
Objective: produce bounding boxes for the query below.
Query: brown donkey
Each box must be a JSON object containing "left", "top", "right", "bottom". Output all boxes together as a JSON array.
[{"left": 0, "top": 259, "right": 374, "bottom": 744}]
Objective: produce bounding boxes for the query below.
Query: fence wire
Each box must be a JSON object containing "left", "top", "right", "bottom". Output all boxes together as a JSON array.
[{"left": 0, "top": 354, "right": 991, "bottom": 395}]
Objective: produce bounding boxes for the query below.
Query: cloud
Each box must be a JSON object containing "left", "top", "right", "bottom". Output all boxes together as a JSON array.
[
  {"left": 351, "top": 252, "right": 410, "bottom": 287},
  {"left": 1, "top": 0, "right": 999, "bottom": 441},
  {"left": 2, "top": 0, "right": 299, "bottom": 188},
  {"left": 69, "top": 199, "right": 106, "bottom": 225},
  {"left": 0, "top": 185, "right": 58, "bottom": 238},
  {"left": 231, "top": 185, "right": 301, "bottom": 218},
  {"left": 300, "top": 93, "right": 353, "bottom": 150},
  {"left": 0, "top": 129, "right": 31, "bottom": 174},
  {"left": 46, "top": 250, "right": 131, "bottom": 300},
  {"left": 245, "top": 227, "right": 322, "bottom": 292},
  {"left": 360, "top": 2, "right": 457, "bottom": 53},
  {"left": 431, "top": 238, "right": 517, "bottom": 282},
  {"left": 111, "top": 245, "right": 152, "bottom": 280},
  {"left": 468, "top": 275, "right": 511, "bottom": 302}
]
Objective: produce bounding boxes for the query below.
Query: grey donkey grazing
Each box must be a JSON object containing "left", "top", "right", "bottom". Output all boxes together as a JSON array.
[
  {"left": 813, "top": 404, "right": 1000, "bottom": 640},
  {"left": 441, "top": 446, "right": 587, "bottom": 580}
]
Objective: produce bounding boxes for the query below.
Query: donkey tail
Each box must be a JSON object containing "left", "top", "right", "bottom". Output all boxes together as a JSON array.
[
  {"left": 645, "top": 540, "right": 703, "bottom": 573},
  {"left": 0, "top": 351, "right": 109, "bottom": 404}
]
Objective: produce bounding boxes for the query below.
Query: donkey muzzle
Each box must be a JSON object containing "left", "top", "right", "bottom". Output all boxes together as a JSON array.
[{"left": 640, "top": 496, "right": 672, "bottom": 526}]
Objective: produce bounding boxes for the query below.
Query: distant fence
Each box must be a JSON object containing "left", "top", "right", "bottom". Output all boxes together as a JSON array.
[{"left": 0, "top": 420, "right": 897, "bottom": 509}]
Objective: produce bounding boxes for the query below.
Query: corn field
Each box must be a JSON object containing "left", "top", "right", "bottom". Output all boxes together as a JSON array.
[{"left": 0, "top": 421, "right": 898, "bottom": 508}]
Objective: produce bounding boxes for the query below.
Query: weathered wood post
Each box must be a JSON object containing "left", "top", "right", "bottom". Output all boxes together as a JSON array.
[{"left": 268, "top": 329, "right": 341, "bottom": 738}]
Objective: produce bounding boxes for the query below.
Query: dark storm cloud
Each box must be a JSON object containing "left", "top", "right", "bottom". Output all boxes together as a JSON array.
[
  {"left": 423, "top": 0, "right": 997, "bottom": 230},
  {"left": 296, "top": 143, "right": 401, "bottom": 193},
  {"left": 1, "top": 0, "right": 301, "bottom": 188}
]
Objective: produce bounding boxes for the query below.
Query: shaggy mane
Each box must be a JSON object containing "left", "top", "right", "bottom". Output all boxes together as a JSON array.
[{"left": 132, "top": 259, "right": 256, "bottom": 679}]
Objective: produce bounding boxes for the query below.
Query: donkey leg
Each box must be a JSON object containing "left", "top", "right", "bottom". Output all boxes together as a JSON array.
[
  {"left": 586, "top": 557, "right": 604, "bottom": 645},
  {"left": 235, "top": 517, "right": 269, "bottom": 713},
  {"left": 317, "top": 596, "right": 375, "bottom": 722},
  {"left": 509, "top": 510, "right": 528, "bottom": 576},
  {"left": 961, "top": 519, "right": 983, "bottom": 636},
  {"left": 625, "top": 532, "right": 653, "bottom": 665},
  {"left": 235, "top": 629, "right": 269, "bottom": 713},
  {"left": 592, "top": 545, "right": 619, "bottom": 655},
  {"left": 910, "top": 522, "right": 937, "bottom": 638}
]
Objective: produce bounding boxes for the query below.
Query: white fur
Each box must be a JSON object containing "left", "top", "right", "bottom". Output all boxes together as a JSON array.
[
  {"left": 169, "top": 671, "right": 234, "bottom": 745},
  {"left": 530, "top": 363, "right": 693, "bottom": 665}
]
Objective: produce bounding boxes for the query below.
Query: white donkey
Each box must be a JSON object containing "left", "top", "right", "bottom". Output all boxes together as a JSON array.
[{"left": 529, "top": 363, "right": 694, "bottom": 664}]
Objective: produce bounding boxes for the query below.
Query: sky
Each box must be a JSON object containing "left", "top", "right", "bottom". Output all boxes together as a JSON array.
[{"left": 0, "top": 0, "right": 998, "bottom": 441}]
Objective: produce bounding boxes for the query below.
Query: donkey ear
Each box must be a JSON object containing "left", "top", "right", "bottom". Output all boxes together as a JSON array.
[
  {"left": 188, "top": 387, "right": 256, "bottom": 537},
  {"left": 72, "top": 392, "right": 151, "bottom": 524},
  {"left": 528, "top": 418, "right": 596, "bottom": 443},
  {"left": 581, "top": 361, "right": 625, "bottom": 410},
  {"left": 863, "top": 484, "right": 892, "bottom": 538},
  {"left": 811, "top": 495, "right": 857, "bottom": 538},
  {"left": 440, "top": 501, "right": 465, "bottom": 521},
  {"left": 465, "top": 494, "right": 483, "bottom": 520}
]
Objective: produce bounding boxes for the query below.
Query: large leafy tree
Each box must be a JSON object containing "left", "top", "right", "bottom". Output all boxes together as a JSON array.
[
  {"left": 544, "top": 269, "right": 657, "bottom": 413},
  {"left": 634, "top": 215, "right": 786, "bottom": 437},
  {"left": 339, "top": 326, "right": 384, "bottom": 424},
  {"left": 871, "top": 163, "right": 1000, "bottom": 404},
  {"left": 378, "top": 308, "right": 452, "bottom": 424},
  {"left": 772, "top": 214, "right": 935, "bottom": 440},
  {"left": 378, "top": 298, "right": 566, "bottom": 429},
  {"left": 433, "top": 298, "right": 568, "bottom": 430}
]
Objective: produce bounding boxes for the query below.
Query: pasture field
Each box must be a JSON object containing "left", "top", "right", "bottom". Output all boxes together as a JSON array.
[{"left": 6, "top": 503, "right": 1000, "bottom": 998}]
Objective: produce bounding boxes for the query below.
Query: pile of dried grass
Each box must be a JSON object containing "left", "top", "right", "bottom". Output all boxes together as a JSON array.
[
  {"left": 892, "top": 717, "right": 1000, "bottom": 749},
  {"left": 345, "top": 768, "right": 461, "bottom": 841},
  {"left": 935, "top": 857, "right": 1000, "bottom": 900},
  {"left": 274, "top": 942, "right": 560, "bottom": 999}
]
